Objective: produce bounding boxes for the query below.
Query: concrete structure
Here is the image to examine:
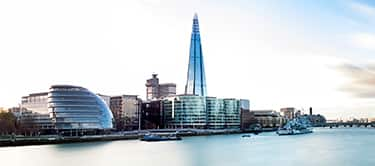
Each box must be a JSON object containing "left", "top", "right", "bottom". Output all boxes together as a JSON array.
[
  {"left": 162, "top": 95, "right": 242, "bottom": 129},
  {"left": 185, "top": 14, "right": 207, "bottom": 96},
  {"left": 251, "top": 110, "right": 285, "bottom": 128},
  {"left": 110, "top": 95, "right": 141, "bottom": 130},
  {"left": 159, "top": 83, "right": 176, "bottom": 98},
  {"left": 280, "top": 107, "right": 295, "bottom": 120},
  {"left": 145, "top": 74, "right": 176, "bottom": 100}
]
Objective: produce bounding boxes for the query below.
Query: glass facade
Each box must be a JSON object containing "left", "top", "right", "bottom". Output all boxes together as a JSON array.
[
  {"left": 163, "top": 95, "right": 207, "bottom": 129},
  {"left": 162, "top": 95, "right": 241, "bottom": 129},
  {"left": 48, "top": 85, "right": 114, "bottom": 130},
  {"left": 206, "top": 97, "right": 225, "bottom": 129},
  {"left": 224, "top": 99, "right": 241, "bottom": 129},
  {"left": 185, "top": 14, "right": 207, "bottom": 96}
]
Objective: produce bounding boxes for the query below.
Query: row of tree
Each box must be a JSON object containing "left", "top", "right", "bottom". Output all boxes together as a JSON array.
[{"left": 0, "top": 111, "right": 38, "bottom": 136}]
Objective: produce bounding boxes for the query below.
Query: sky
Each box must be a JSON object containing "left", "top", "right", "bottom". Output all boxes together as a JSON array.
[{"left": 1, "top": 0, "right": 375, "bottom": 120}]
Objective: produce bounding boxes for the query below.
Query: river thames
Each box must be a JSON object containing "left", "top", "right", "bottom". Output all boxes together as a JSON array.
[{"left": 1, "top": 128, "right": 374, "bottom": 166}]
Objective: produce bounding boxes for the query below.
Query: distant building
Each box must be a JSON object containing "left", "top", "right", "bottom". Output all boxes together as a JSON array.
[
  {"left": 21, "top": 92, "right": 53, "bottom": 130},
  {"left": 251, "top": 110, "right": 285, "bottom": 128},
  {"left": 110, "top": 95, "right": 141, "bottom": 130},
  {"left": 162, "top": 95, "right": 242, "bottom": 129},
  {"left": 307, "top": 114, "right": 327, "bottom": 127},
  {"left": 145, "top": 74, "right": 176, "bottom": 100},
  {"left": 239, "top": 99, "right": 257, "bottom": 130},
  {"left": 280, "top": 107, "right": 295, "bottom": 120},
  {"left": 141, "top": 100, "right": 163, "bottom": 129},
  {"left": 159, "top": 83, "right": 177, "bottom": 98}
]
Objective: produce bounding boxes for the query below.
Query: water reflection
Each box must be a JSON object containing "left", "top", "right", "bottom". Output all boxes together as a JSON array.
[{"left": 0, "top": 128, "right": 374, "bottom": 166}]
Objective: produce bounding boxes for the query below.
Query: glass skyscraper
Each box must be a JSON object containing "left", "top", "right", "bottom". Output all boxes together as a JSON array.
[{"left": 185, "top": 13, "right": 207, "bottom": 96}]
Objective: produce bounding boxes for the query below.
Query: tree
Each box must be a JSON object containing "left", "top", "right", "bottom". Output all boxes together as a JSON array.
[{"left": 0, "top": 111, "right": 17, "bottom": 135}]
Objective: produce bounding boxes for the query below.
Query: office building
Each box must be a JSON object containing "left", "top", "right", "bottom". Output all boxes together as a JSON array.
[
  {"left": 141, "top": 100, "right": 163, "bottom": 129},
  {"left": 163, "top": 95, "right": 207, "bottom": 129},
  {"left": 185, "top": 14, "right": 207, "bottom": 96},
  {"left": 206, "top": 97, "right": 225, "bottom": 129},
  {"left": 110, "top": 95, "right": 141, "bottom": 130},
  {"left": 49, "top": 85, "right": 114, "bottom": 130},
  {"left": 19, "top": 85, "right": 114, "bottom": 132},
  {"left": 21, "top": 92, "right": 54, "bottom": 130},
  {"left": 145, "top": 74, "right": 176, "bottom": 100},
  {"left": 162, "top": 95, "right": 242, "bottom": 129}
]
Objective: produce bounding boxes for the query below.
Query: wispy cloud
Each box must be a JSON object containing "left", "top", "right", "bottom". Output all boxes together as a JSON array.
[
  {"left": 337, "top": 63, "right": 375, "bottom": 98},
  {"left": 350, "top": 2, "right": 375, "bottom": 17},
  {"left": 352, "top": 32, "right": 375, "bottom": 50}
]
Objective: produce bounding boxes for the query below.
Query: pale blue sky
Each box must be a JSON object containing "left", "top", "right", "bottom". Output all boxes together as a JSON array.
[{"left": 1, "top": 0, "right": 375, "bottom": 120}]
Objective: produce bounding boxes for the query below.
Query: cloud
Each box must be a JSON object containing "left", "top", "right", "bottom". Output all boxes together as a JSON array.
[
  {"left": 352, "top": 33, "right": 375, "bottom": 50},
  {"left": 337, "top": 63, "right": 375, "bottom": 98},
  {"left": 350, "top": 2, "right": 375, "bottom": 17}
]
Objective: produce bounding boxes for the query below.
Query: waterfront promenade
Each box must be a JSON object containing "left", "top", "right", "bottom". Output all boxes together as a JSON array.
[{"left": 0, "top": 128, "right": 257, "bottom": 147}]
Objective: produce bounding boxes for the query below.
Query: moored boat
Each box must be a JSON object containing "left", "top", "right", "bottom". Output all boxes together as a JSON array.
[
  {"left": 140, "top": 133, "right": 182, "bottom": 142},
  {"left": 277, "top": 127, "right": 313, "bottom": 136}
]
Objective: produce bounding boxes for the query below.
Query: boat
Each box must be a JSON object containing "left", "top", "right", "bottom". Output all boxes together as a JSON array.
[
  {"left": 277, "top": 127, "right": 313, "bottom": 136},
  {"left": 140, "top": 133, "right": 182, "bottom": 142},
  {"left": 277, "top": 115, "right": 313, "bottom": 136},
  {"left": 242, "top": 134, "right": 251, "bottom": 138}
]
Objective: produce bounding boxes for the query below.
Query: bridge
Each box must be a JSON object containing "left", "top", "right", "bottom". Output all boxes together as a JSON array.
[{"left": 324, "top": 122, "right": 375, "bottom": 128}]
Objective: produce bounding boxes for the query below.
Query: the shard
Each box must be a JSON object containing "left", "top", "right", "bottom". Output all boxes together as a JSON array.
[{"left": 185, "top": 13, "right": 207, "bottom": 96}]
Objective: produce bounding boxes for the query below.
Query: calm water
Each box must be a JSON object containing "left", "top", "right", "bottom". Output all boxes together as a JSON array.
[{"left": 1, "top": 128, "right": 375, "bottom": 166}]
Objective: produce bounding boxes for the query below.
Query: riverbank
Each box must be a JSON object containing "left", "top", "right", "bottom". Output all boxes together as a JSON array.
[{"left": 0, "top": 128, "right": 271, "bottom": 147}]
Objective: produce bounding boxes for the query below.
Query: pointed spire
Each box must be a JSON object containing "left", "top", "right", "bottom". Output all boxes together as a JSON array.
[
  {"left": 192, "top": 13, "right": 200, "bottom": 33},
  {"left": 185, "top": 13, "right": 207, "bottom": 96},
  {"left": 194, "top": 13, "right": 198, "bottom": 20}
]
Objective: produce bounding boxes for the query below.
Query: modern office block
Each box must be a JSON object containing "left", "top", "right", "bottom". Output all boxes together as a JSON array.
[{"left": 48, "top": 85, "right": 114, "bottom": 130}]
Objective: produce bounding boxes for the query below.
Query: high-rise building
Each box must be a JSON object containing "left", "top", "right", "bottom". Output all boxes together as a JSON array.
[
  {"left": 185, "top": 14, "right": 207, "bottom": 96},
  {"left": 145, "top": 74, "right": 176, "bottom": 100}
]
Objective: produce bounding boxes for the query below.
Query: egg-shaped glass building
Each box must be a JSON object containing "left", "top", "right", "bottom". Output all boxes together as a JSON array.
[{"left": 48, "top": 85, "right": 114, "bottom": 130}]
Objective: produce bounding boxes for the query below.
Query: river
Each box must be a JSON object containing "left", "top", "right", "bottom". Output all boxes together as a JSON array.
[{"left": 1, "top": 128, "right": 374, "bottom": 166}]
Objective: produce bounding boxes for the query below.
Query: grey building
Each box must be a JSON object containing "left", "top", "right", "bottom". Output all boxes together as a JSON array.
[
  {"left": 110, "top": 95, "right": 141, "bottom": 130},
  {"left": 146, "top": 74, "right": 176, "bottom": 100}
]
